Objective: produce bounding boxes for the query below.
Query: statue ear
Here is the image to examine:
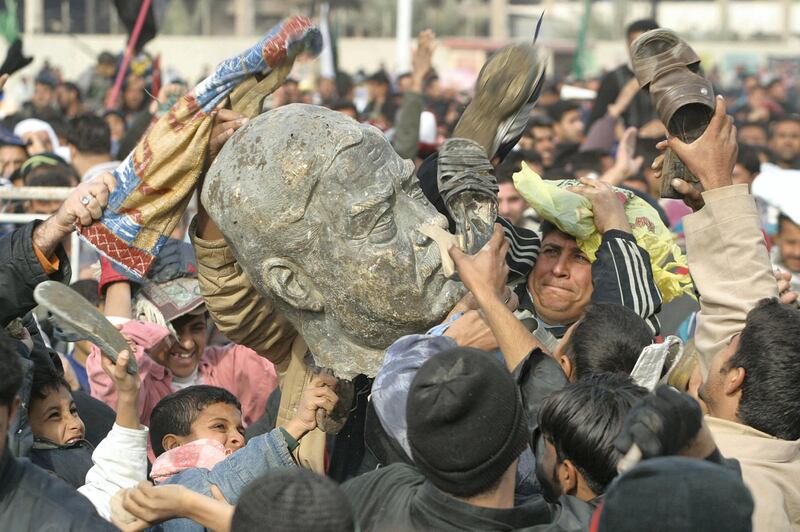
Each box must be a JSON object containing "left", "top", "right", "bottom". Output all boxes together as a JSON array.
[{"left": 262, "top": 258, "right": 324, "bottom": 312}]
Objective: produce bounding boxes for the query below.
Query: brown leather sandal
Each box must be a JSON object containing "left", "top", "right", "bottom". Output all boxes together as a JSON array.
[{"left": 631, "top": 29, "right": 715, "bottom": 199}]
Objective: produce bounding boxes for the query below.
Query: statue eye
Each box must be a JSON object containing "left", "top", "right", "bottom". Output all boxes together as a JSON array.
[
  {"left": 369, "top": 210, "right": 397, "bottom": 243},
  {"left": 401, "top": 175, "right": 426, "bottom": 203},
  {"left": 347, "top": 197, "right": 396, "bottom": 242},
  {"left": 409, "top": 183, "right": 426, "bottom": 202}
]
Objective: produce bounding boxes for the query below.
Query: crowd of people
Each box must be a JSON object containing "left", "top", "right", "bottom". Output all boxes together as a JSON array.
[{"left": 0, "top": 15, "right": 798, "bottom": 532}]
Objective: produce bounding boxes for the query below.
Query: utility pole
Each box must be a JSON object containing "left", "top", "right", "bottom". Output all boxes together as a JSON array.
[{"left": 396, "top": 0, "right": 412, "bottom": 73}]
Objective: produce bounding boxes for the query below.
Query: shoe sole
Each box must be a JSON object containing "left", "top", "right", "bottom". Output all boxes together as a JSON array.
[
  {"left": 33, "top": 280, "right": 139, "bottom": 374},
  {"left": 454, "top": 44, "right": 545, "bottom": 157}
]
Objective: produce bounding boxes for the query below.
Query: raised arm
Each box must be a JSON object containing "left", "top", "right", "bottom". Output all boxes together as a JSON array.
[
  {"left": 569, "top": 177, "right": 663, "bottom": 334},
  {"left": 191, "top": 109, "right": 299, "bottom": 372},
  {"left": 32, "top": 173, "right": 116, "bottom": 258},
  {"left": 0, "top": 176, "right": 114, "bottom": 326},
  {"left": 115, "top": 481, "right": 234, "bottom": 532},
  {"left": 393, "top": 30, "right": 435, "bottom": 160},
  {"left": 665, "top": 97, "right": 778, "bottom": 371},
  {"left": 450, "top": 224, "right": 545, "bottom": 370},
  {"left": 80, "top": 350, "right": 149, "bottom": 520}
]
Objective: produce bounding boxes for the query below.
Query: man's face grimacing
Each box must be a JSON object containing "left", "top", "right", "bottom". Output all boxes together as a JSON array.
[
  {"left": 529, "top": 228, "right": 593, "bottom": 326},
  {"left": 311, "top": 126, "right": 462, "bottom": 347}
]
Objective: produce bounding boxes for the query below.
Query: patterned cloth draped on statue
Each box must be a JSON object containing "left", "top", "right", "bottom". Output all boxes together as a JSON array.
[{"left": 79, "top": 17, "right": 322, "bottom": 277}]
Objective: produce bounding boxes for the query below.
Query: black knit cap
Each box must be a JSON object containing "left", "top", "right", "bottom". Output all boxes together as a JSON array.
[
  {"left": 406, "top": 347, "right": 529, "bottom": 497},
  {"left": 596, "top": 457, "right": 753, "bottom": 532},
  {"left": 231, "top": 469, "right": 354, "bottom": 532}
]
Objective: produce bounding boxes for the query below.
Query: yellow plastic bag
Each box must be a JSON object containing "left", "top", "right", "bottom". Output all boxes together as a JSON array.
[{"left": 513, "top": 163, "right": 693, "bottom": 304}]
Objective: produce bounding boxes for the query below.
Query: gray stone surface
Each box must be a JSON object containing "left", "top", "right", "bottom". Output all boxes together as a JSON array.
[{"left": 203, "top": 104, "right": 469, "bottom": 377}]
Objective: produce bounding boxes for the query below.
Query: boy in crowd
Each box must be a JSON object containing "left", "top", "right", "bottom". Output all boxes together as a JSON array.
[
  {"left": 0, "top": 331, "right": 115, "bottom": 530},
  {"left": 141, "top": 375, "right": 339, "bottom": 530},
  {"left": 24, "top": 336, "right": 147, "bottom": 521}
]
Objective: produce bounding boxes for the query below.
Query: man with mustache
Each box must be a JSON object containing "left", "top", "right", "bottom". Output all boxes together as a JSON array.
[{"left": 665, "top": 97, "right": 800, "bottom": 532}]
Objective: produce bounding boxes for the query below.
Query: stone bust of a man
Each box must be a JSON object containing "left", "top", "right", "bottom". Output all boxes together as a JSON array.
[{"left": 202, "top": 104, "right": 465, "bottom": 377}]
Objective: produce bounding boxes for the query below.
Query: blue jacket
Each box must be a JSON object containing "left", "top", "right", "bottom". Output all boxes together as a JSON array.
[{"left": 154, "top": 428, "right": 296, "bottom": 531}]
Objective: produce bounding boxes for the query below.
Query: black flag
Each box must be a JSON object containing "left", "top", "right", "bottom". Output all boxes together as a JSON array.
[{"left": 113, "top": 0, "right": 158, "bottom": 53}]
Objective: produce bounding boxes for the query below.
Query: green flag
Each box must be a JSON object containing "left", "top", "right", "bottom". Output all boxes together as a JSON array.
[
  {"left": 0, "top": 0, "right": 19, "bottom": 44},
  {"left": 571, "top": 0, "right": 592, "bottom": 79}
]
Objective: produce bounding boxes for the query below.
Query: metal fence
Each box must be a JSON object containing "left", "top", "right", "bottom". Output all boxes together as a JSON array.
[{"left": 0, "top": 187, "right": 80, "bottom": 283}]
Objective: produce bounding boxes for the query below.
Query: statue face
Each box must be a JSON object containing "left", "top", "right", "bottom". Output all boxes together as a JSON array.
[
  {"left": 205, "top": 105, "right": 465, "bottom": 375},
  {"left": 307, "top": 125, "right": 463, "bottom": 347}
]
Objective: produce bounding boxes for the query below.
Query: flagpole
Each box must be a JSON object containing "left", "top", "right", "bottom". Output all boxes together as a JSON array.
[
  {"left": 105, "top": 0, "right": 153, "bottom": 110},
  {"left": 319, "top": 2, "right": 336, "bottom": 79},
  {"left": 395, "top": 0, "right": 412, "bottom": 74}
]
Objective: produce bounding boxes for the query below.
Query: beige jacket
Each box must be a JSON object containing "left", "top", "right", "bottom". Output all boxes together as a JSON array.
[
  {"left": 708, "top": 416, "right": 800, "bottom": 532},
  {"left": 682, "top": 184, "right": 778, "bottom": 373},
  {"left": 685, "top": 185, "right": 797, "bottom": 530},
  {"left": 190, "top": 219, "right": 327, "bottom": 473}
]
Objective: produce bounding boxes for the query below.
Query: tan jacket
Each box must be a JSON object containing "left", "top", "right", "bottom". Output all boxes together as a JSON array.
[
  {"left": 190, "top": 219, "right": 327, "bottom": 473},
  {"left": 682, "top": 184, "right": 778, "bottom": 373},
  {"left": 685, "top": 185, "right": 796, "bottom": 530},
  {"left": 708, "top": 416, "right": 800, "bottom": 532}
]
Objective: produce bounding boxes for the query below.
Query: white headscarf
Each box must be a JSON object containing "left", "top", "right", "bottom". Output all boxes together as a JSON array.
[
  {"left": 753, "top": 162, "right": 800, "bottom": 225},
  {"left": 13, "top": 118, "right": 72, "bottom": 162}
]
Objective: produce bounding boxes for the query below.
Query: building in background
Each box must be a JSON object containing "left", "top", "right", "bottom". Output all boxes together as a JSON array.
[
  {"left": 19, "top": 0, "right": 800, "bottom": 42},
  {"left": 6, "top": 0, "right": 800, "bottom": 85}
]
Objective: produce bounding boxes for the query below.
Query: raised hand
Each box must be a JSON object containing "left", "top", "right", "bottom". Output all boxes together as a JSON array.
[
  {"left": 776, "top": 269, "right": 799, "bottom": 306},
  {"left": 411, "top": 30, "right": 436, "bottom": 92},
  {"left": 443, "top": 310, "right": 499, "bottom": 351},
  {"left": 100, "top": 349, "right": 141, "bottom": 429},
  {"left": 448, "top": 224, "right": 510, "bottom": 305},
  {"left": 568, "top": 177, "right": 632, "bottom": 234},
  {"left": 284, "top": 373, "right": 340, "bottom": 440},
  {"left": 58, "top": 172, "right": 117, "bottom": 230},
  {"left": 602, "top": 127, "right": 645, "bottom": 186},
  {"left": 208, "top": 108, "right": 249, "bottom": 163},
  {"left": 666, "top": 96, "right": 738, "bottom": 210},
  {"left": 32, "top": 171, "right": 117, "bottom": 258}
]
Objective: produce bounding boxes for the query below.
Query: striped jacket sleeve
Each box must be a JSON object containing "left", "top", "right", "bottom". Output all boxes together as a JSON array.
[
  {"left": 496, "top": 216, "right": 540, "bottom": 284},
  {"left": 592, "top": 229, "right": 663, "bottom": 335}
]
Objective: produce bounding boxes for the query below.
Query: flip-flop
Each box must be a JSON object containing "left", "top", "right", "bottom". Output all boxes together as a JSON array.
[{"left": 34, "top": 281, "right": 138, "bottom": 374}]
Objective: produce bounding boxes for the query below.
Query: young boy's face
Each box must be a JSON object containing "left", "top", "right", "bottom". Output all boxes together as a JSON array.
[
  {"left": 167, "top": 313, "right": 208, "bottom": 379},
  {"left": 169, "top": 402, "right": 245, "bottom": 454},
  {"left": 29, "top": 385, "right": 86, "bottom": 445}
]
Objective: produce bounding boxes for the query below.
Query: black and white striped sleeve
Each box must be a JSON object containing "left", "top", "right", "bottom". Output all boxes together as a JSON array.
[
  {"left": 591, "top": 229, "right": 663, "bottom": 335},
  {"left": 496, "top": 216, "right": 540, "bottom": 284}
]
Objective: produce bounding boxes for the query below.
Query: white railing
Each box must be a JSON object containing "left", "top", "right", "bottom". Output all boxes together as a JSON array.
[
  {"left": 0, "top": 186, "right": 73, "bottom": 201},
  {"left": 0, "top": 187, "right": 80, "bottom": 283}
]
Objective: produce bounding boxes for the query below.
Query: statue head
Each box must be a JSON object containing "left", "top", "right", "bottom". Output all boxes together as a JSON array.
[{"left": 203, "top": 104, "right": 464, "bottom": 377}]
